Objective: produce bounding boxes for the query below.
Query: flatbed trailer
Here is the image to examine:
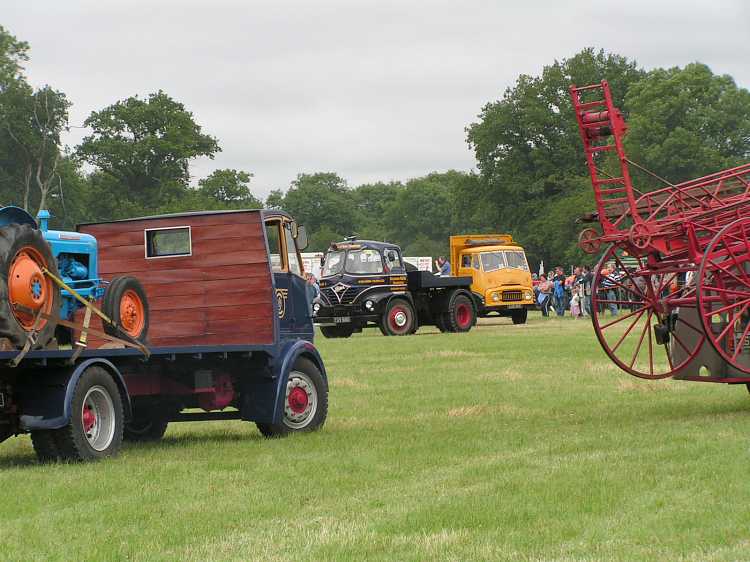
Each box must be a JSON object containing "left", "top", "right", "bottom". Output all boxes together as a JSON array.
[{"left": 0, "top": 209, "right": 328, "bottom": 461}]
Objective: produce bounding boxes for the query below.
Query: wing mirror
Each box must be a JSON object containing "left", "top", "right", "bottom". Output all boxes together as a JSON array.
[{"left": 295, "top": 224, "right": 309, "bottom": 251}]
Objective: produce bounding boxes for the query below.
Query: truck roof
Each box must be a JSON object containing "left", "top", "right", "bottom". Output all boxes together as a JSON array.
[
  {"left": 328, "top": 239, "right": 401, "bottom": 252},
  {"left": 78, "top": 208, "right": 293, "bottom": 227}
]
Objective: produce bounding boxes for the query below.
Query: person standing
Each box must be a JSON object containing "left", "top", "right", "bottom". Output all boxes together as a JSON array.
[
  {"left": 436, "top": 256, "right": 451, "bottom": 276},
  {"left": 538, "top": 273, "right": 553, "bottom": 317},
  {"left": 581, "top": 265, "right": 593, "bottom": 317}
]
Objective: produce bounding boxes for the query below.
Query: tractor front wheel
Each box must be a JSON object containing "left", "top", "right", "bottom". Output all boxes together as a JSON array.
[{"left": 103, "top": 276, "right": 149, "bottom": 343}]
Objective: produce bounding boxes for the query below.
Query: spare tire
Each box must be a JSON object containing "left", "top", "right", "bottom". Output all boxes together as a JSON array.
[
  {"left": 102, "top": 276, "right": 149, "bottom": 343},
  {"left": 0, "top": 223, "right": 60, "bottom": 348}
]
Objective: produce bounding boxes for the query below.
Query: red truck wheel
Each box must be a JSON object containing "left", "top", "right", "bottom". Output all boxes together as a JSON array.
[
  {"left": 103, "top": 276, "right": 149, "bottom": 342},
  {"left": 0, "top": 223, "right": 60, "bottom": 349},
  {"left": 256, "top": 358, "right": 328, "bottom": 437}
]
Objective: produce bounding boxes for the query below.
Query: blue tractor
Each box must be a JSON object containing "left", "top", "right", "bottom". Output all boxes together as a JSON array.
[{"left": 0, "top": 206, "right": 149, "bottom": 350}]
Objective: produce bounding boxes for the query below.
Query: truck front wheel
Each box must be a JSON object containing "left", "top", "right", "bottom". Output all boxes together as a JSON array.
[
  {"left": 380, "top": 299, "right": 415, "bottom": 336},
  {"left": 256, "top": 357, "right": 328, "bottom": 437},
  {"left": 511, "top": 309, "right": 528, "bottom": 325},
  {"left": 320, "top": 325, "right": 354, "bottom": 338}
]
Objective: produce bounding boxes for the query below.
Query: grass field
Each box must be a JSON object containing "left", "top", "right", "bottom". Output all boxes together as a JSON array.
[{"left": 2, "top": 313, "right": 750, "bottom": 561}]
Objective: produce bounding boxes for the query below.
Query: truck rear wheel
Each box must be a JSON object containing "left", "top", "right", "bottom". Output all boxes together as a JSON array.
[
  {"left": 380, "top": 299, "right": 415, "bottom": 336},
  {"left": 320, "top": 325, "right": 354, "bottom": 338},
  {"left": 256, "top": 357, "right": 328, "bottom": 437},
  {"left": 102, "top": 276, "right": 149, "bottom": 343},
  {"left": 123, "top": 412, "right": 169, "bottom": 442},
  {"left": 0, "top": 223, "right": 60, "bottom": 349},
  {"left": 51, "top": 366, "right": 124, "bottom": 461},
  {"left": 511, "top": 309, "right": 528, "bottom": 325},
  {"left": 446, "top": 294, "right": 475, "bottom": 332}
]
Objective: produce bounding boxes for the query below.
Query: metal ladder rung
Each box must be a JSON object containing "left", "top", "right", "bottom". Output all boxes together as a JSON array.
[
  {"left": 582, "top": 120, "right": 610, "bottom": 128},
  {"left": 594, "top": 177, "right": 625, "bottom": 185},
  {"left": 587, "top": 145, "right": 614, "bottom": 153},
  {"left": 576, "top": 100, "right": 606, "bottom": 110}
]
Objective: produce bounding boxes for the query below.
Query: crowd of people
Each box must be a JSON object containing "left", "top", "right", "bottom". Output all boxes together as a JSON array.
[{"left": 532, "top": 265, "right": 625, "bottom": 319}]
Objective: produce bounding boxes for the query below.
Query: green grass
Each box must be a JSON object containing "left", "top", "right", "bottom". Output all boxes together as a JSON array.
[{"left": 2, "top": 313, "right": 750, "bottom": 561}]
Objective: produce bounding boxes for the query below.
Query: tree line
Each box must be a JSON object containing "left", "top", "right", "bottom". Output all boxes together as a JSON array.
[{"left": 2, "top": 25, "right": 749, "bottom": 269}]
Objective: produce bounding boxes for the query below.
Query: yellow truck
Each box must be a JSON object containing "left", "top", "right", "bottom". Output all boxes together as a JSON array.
[{"left": 450, "top": 234, "right": 535, "bottom": 324}]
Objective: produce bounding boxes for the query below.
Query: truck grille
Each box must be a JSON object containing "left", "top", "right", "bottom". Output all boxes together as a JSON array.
[
  {"left": 321, "top": 286, "right": 361, "bottom": 305},
  {"left": 502, "top": 290, "right": 522, "bottom": 302}
]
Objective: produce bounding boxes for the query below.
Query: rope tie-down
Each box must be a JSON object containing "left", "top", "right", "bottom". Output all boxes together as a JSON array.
[{"left": 9, "top": 268, "right": 150, "bottom": 367}]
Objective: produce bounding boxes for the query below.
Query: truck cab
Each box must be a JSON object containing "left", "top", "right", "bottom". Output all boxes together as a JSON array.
[{"left": 451, "top": 234, "right": 535, "bottom": 324}]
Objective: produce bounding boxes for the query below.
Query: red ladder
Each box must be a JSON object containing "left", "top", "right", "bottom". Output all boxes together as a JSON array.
[{"left": 569, "top": 80, "right": 640, "bottom": 234}]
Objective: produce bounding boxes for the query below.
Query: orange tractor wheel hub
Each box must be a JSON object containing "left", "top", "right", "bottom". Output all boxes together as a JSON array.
[
  {"left": 119, "top": 289, "right": 145, "bottom": 338},
  {"left": 8, "top": 248, "right": 52, "bottom": 330}
]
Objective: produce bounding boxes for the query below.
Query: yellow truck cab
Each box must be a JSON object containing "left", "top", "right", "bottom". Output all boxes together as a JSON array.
[{"left": 450, "top": 234, "right": 535, "bottom": 324}]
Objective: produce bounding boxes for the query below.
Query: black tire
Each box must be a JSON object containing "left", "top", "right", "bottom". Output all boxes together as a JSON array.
[
  {"left": 50, "top": 366, "right": 124, "bottom": 461},
  {"left": 30, "top": 430, "right": 61, "bottom": 462},
  {"left": 256, "top": 357, "right": 328, "bottom": 437},
  {"left": 445, "top": 293, "right": 475, "bottom": 333},
  {"left": 320, "top": 325, "right": 354, "bottom": 338},
  {"left": 0, "top": 223, "right": 60, "bottom": 349},
  {"left": 380, "top": 298, "right": 415, "bottom": 336},
  {"left": 435, "top": 313, "right": 450, "bottom": 332},
  {"left": 102, "top": 276, "right": 149, "bottom": 343},
  {"left": 123, "top": 413, "right": 169, "bottom": 442},
  {"left": 511, "top": 309, "right": 528, "bottom": 325}
]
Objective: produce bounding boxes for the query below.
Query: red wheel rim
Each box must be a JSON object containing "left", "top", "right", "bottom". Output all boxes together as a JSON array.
[
  {"left": 578, "top": 228, "right": 602, "bottom": 254},
  {"left": 591, "top": 245, "right": 705, "bottom": 379},
  {"left": 288, "top": 386, "right": 309, "bottom": 414},
  {"left": 82, "top": 405, "right": 96, "bottom": 433},
  {"left": 8, "top": 246, "right": 54, "bottom": 331},
  {"left": 698, "top": 218, "right": 750, "bottom": 373},
  {"left": 119, "top": 289, "right": 145, "bottom": 338},
  {"left": 456, "top": 302, "right": 472, "bottom": 328},
  {"left": 388, "top": 305, "right": 410, "bottom": 334}
]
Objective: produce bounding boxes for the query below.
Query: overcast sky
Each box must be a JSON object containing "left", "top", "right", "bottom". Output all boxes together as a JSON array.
[{"left": 4, "top": 0, "right": 749, "bottom": 198}]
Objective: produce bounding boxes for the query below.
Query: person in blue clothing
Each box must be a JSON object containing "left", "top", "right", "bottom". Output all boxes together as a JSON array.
[{"left": 436, "top": 256, "right": 451, "bottom": 276}]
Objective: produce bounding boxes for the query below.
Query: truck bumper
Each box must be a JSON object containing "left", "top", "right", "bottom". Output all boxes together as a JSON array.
[
  {"left": 314, "top": 313, "right": 379, "bottom": 327},
  {"left": 479, "top": 303, "right": 536, "bottom": 316}
]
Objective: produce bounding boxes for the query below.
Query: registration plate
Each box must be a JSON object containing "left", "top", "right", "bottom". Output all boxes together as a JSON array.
[
  {"left": 507, "top": 304, "right": 522, "bottom": 310},
  {"left": 334, "top": 316, "right": 351, "bottom": 324},
  {"left": 0, "top": 392, "right": 4, "bottom": 408}
]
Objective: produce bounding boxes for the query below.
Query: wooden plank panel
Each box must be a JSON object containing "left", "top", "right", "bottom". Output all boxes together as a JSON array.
[
  {"left": 151, "top": 309, "right": 208, "bottom": 324},
  {"left": 190, "top": 237, "right": 266, "bottom": 255},
  {"left": 99, "top": 250, "right": 268, "bottom": 275},
  {"left": 121, "top": 264, "right": 270, "bottom": 285},
  {"left": 140, "top": 277, "right": 272, "bottom": 298},
  {"left": 191, "top": 224, "right": 266, "bottom": 243},
  {"left": 148, "top": 290, "right": 271, "bottom": 311},
  {"left": 148, "top": 329, "right": 274, "bottom": 348}
]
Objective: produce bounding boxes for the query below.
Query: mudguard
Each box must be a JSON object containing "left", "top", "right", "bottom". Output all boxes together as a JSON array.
[
  {"left": 0, "top": 206, "right": 37, "bottom": 229},
  {"left": 17, "top": 358, "right": 132, "bottom": 431},
  {"left": 240, "top": 340, "right": 327, "bottom": 424}
]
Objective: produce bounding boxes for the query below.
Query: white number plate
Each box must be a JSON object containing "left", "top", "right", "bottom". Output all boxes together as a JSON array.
[
  {"left": 508, "top": 304, "right": 522, "bottom": 309},
  {"left": 0, "top": 392, "right": 4, "bottom": 408},
  {"left": 334, "top": 316, "right": 351, "bottom": 324}
]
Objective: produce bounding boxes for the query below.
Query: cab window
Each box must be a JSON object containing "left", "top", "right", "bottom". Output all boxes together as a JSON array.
[
  {"left": 461, "top": 254, "right": 471, "bottom": 268},
  {"left": 345, "top": 249, "right": 383, "bottom": 275},
  {"left": 284, "top": 222, "right": 302, "bottom": 276},
  {"left": 265, "top": 220, "right": 284, "bottom": 272},
  {"left": 384, "top": 249, "right": 403, "bottom": 272},
  {"left": 472, "top": 255, "right": 480, "bottom": 270}
]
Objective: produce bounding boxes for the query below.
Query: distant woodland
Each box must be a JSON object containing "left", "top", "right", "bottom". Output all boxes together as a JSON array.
[{"left": 1, "top": 26, "right": 749, "bottom": 267}]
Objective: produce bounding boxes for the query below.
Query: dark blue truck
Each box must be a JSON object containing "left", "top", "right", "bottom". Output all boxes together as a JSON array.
[{"left": 0, "top": 207, "right": 328, "bottom": 461}]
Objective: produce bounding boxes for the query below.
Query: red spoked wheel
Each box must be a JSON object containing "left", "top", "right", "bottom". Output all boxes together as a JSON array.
[
  {"left": 697, "top": 217, "right": 750, "bottom": 373},
  {"left": 578, "top": 228, "right": 602, "bottom": 255},
  {"left": 591, "top": 245, "right": 705, "bottom": 379}
]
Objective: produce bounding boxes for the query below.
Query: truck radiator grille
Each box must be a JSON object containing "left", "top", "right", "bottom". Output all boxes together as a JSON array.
[
  {"left": 502, "top": 290, "right": 522, "bottom": 302},
  {"left": 322, "top": 286, "right": 361, "bottom": 304}
]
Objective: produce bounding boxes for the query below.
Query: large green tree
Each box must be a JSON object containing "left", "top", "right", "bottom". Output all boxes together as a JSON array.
[
  {"left": 623, "top": 63, "right": 750, "bottom": 188},
  {"left": 196, "top": 169, "right": 261, "bottom": 209},
  {"left": 466, "top": 48, "right": 646, "bottom": 267},
  {"left": 76, "top": 91, "right": 220, "bottom": 217}
]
